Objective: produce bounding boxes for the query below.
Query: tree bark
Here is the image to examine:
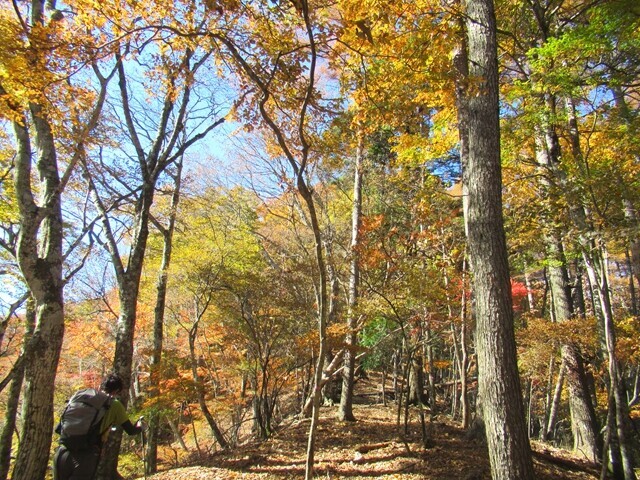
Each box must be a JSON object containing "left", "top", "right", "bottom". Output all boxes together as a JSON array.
[
  {"left": 545, "top": 359, "right": 565, "bottom": 441},
  {"left": 545, "top": 227, "right": 600, "bottom": 460},
  {"left": 462, "top": 0, "right": 535, "bottom": 477},
  {"left": 407, "top": 349, "right": 427, "bottom": 406}
]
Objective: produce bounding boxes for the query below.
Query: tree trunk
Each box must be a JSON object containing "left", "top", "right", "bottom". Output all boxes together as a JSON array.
[
  {"left": 407, "top": 351, "right": 427, "bottom": 406},
  {"left": 462, "top": 0, "right": 535, "bottom": 477},
  {"left": 146, "top": 158, "right": 183, "bottom": 474},
  {"left": 563, "top": 343, "right": 600, "bottom": 461},
  {"left": 95, "top": 282, "right": 145, "bottom": 479},
  {"left": 166, "top": 417, "right": 188, "bottom": 452},
  {"left": 189, "top": 322, "right": 229, "bottom": 449},
  {"left": 0, "top": 364, "right": 24, "bottom": 480},
  {"left": 613, "top": 88, "right": 640, "bottom": 301},
  {"left": 546, "top": 228, "right": 600, "bottom": 461},
  {"left": 93, "top": 46, "right": 223, "bottom": 478},
  {"left": 531, "top": 91, "right": 601, "bottom": 461},
  {"left": 524, "top": 269, "right": 536, "bottom": 312},
  {"left": 457, "top": 260, "right": 470, "bottom": 429},
  {"left": 339, "top": 130, "right": 364, "bottom": 422},
  {"left": 452, "top": 16, "right": 471, "bottom": 432},
  {"left": 11, "top": 98, "right": 66, "bottom": 480},
  {"left": 300, "top": 181, "right": 329, "bottom": 480},
  {"left": 541, "top": 356, "right": 554, "bottom": 441},
  {"left": 625, "top": 250, "right": 638, "bottom": 315},
  {"left": 545, "top": 359, "right": 565, "bottom": 441},
  {"left": 584, "top": 250, "right": 635, "bottom": 479},
  {"left": 570, "top": 260, "right": 587, "bottom": 318},
  {"left": 322, "top": 248, "right": 340, "bottom": 407},
  {"left": 427, "top": 329, "right": 437, "bottom": 416}
]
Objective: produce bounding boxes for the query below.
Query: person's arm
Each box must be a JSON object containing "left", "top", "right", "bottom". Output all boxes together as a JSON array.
[
  {"left": 121, "top": 419, "right": 142, "bottom": 436},
  {"left": 106, "top": 400, "right": 143, "bottom": 436}
]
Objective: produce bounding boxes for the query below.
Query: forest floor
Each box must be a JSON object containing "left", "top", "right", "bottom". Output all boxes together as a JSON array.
[{"left": 136, "top": 376, "right": 601, "bottom": 480}]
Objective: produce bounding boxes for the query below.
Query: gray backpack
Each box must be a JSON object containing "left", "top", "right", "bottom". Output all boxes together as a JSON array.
[{"left": 56, "top": 388, "right": 111, "bottom": 451}]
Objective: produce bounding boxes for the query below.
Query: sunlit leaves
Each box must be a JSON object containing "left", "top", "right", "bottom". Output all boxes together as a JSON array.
[{"left": 517, "top": 316, "right": 598, "bottom": 378}]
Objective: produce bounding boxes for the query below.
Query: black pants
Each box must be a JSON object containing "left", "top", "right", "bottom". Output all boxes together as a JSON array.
[{"left": 53, "top": 445, "right": 100, "bottom": 480}]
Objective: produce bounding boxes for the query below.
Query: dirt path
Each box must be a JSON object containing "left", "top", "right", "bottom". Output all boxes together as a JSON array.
[{"left": 138, "top": 401, "right": 600, "bottom": 480}]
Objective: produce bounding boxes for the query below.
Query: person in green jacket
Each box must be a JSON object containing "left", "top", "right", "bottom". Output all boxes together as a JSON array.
[{"left": 53, "top": 373, "right": 144, "bottom": 479}]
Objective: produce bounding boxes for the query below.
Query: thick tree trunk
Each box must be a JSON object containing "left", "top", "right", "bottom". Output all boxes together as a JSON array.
[
  {"left": 563, "top": 343, "right": 600, "bottom": 461},
  {"left": 11, "top": 98, "right": 66, "bottom": 480},
  {"left": 462, "top": 0, "right": 534, "bottom": 478},
  {"left": 339, "top": 130, "right": 364, "bottom": 422},
  {"left": 407, "top": 350, "right": 427, "bottom": 406}
]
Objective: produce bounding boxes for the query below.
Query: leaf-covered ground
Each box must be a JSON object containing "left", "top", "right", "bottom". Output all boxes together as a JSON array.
[{"left": 137, "top": 379, "right": 600, "bottom": 480}]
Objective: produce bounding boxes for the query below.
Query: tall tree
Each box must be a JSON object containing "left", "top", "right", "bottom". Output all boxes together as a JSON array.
[
  {"left": 533, "top": 122, "right": 601, "bottom": 461},
  {"left": 462, "top": 0, "right": 534, "bottom": 478},
  {"left": 207, "top": 1, "right": 339, "bottom": 476},
  {"left": 338, "top": 129, "right": 364, "bottom": 421},
  {"left": 1, "top": 2, "right": 115, "bottom": 477},
  {"left": 85, "top": 39, "right": 227, "bottom": 478},
  {"left": 145, "top": 156, "right": 183, "bottom": 474}
]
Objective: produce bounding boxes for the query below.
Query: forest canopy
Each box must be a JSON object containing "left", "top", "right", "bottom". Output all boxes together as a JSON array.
[{"left": 1, "top": 0, "right": 639, "bottom": 479}]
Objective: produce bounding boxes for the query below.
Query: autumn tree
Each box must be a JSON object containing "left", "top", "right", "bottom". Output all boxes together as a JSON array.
[
  {"left": 67, "top": 6, "right": 230, "bottom": 473},
  {"left": 144, "top": 156, "right": 183, "bottom": 473},
  {"left": 0, "top": 1, "right": 120, "bottom": 477},
  {"left": 461, "top": 0, "right": 535, "bottom": 477},
  {"left": 200, "top": 1, "right": 342, "bottom": 476}
]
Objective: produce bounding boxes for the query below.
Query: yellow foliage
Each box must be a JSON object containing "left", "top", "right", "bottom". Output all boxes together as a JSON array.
[
  {"left": 616, "top": 316, "right": 640, "bottom": 364},
  {"left": 517, "top": 315, "right": 598, "bottom": 379},
  {"left": 519, "top": 316, "right": 598, "bottom": 354}
]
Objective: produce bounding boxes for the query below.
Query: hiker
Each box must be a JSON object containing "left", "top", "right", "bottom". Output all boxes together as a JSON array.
[{"left": 53, "top": 373, "right": 145, "bottom": 480}]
